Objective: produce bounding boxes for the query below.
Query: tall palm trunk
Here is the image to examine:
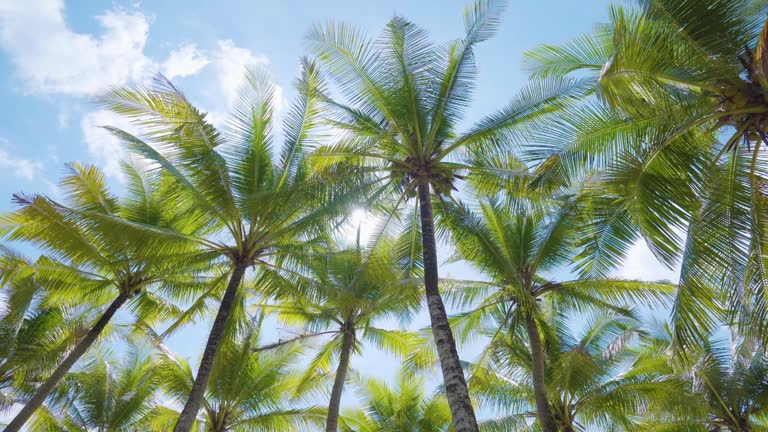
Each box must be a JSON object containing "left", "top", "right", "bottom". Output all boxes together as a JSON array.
[
  {"left": 4, "top": 292, "right": 130, "bottom": 432},
  {"left": 417, "top": 179, "right": 478, "bottom": 432},
  {"left": 326, "top": 329, "right": 354, "bottom": 432},
  {"left": 524, "top": 312, "right": 557, "bottom": 432},
  {"left": 174, "top": 260, "right": 248, "bottom": 432}
]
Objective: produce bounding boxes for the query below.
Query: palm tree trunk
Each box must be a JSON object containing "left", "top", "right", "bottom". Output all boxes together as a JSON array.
[
  {"left": 325, "top": 329, "right": 354, "bottom": 432},
  {"left": 174, "top": 260, "right": 248, "bottom": 432},
  {"left": 416, "top": 178, "right": 478, "bottom": 432},
  {"left": 4, "top": 291, "right": 130, "bottom": 432},
  {"left": 524, "top": 312, "right": 557, "bottom": 432}
]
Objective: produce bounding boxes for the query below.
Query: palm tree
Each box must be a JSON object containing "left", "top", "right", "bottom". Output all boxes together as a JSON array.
[
  {"left": 96, "top": 64, "right": 356, "bottom": 431},
  {"left": 155, "top": 322, "right": 327, "bottom": 432},
  {"left": 438, "top": 194, "right": 674, "bottom": 431},
  {"left": 0, "top": 308, "right": 69, "bottom": 412},
  {"left": 259, "top": 238, "right": 422, "bottom": 431},
  {"left": 340, "top": 371, "right": 452, "bottom": 432},
  {"left": 522, "top": 0, "right": 768, "bottom": 345},
  {"left": 0, "top": 250, "right": 82, "bottom": 412},
  {"left": 0, "top": 162, "right": 210, "bottom": 432},
  {"left": 306, "top": 1, "right": 586, "bottom": 428},
  {"left": 28, "top": 349, "right": 163, "bottom": 432},
  {"left": 634, "top": 327, "right": 768, "bottom": 431},
  {"left": 472, "top": 311, "right": 664, "bottom": 431}
]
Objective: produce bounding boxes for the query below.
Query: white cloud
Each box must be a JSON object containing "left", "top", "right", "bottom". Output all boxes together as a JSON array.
[
  {"left": 616, "top": 240, "right": 680, "bottom": 283},
  {"left": 162, "top": 43, "right": 209, "bottom": 80},
  {"left": 74, "top": 40, "right": 284, "bottom": 181},
  {"left": 213, "top": 39, "right": 273, "bottom": 108},
  {"left": 81, "top": 110, "right": 135, "bottom": 180},
  {"left": 0, "top": 149, "right": 43, "bottom": 180},
  {"left": 204, "top": 110, "right": 229, "bottom": 131},
  {"left": 205, "top": 40, "right": 286, "bottom": 133},
  {"left": 0, "top": 0, "right": 156, "bottom": 95},
  {"left": 0, "top": 0, "right": 270, "bottom": 106},
  {"left": 0, "top": 1, "right": 283, "bottom": 181}
]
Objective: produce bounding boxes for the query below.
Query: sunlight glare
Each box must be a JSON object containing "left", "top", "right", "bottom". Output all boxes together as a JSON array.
[{"left": 343, "top": 209, "right": 377, "bottom": 244}]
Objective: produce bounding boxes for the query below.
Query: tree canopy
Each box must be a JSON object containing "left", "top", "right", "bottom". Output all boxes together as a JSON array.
[{"left": 3, "top": 0, "right": 768, "bottom": 431}]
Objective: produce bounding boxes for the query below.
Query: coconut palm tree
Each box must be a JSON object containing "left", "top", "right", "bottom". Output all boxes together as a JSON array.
[
  {"left": 340, "top": 371, "right": 452, "bottom": 432},
  {"left": 0, "top": 307, "right": 69, "bottom": 412},
  {"left": 0, "top": 250, "right": 82, "bottom": 412},
  {"left": 0, "top": 162, "right": 211, "bottom": 432},
  {"left": 28, "top": 349, "right": 163, "bottom": 432},
  {"left": 96, "top": 63, "right": 358, "bottom": 431},
  {"left": 522, "top": 0, "right": 768, "bottom": 345},
  {"left": 438, "top": 193, "right": 674, "bottom": 432},
  {"left": 259, "top": 238, "right": 422, "bottom": 431},
  {"left": 634, "top": 326, "right": 768, "bottom": 431},
  {"left": 154, "top": 322, "right": 327, "bottom": 432},
  {"left": 306, "top": 1, "right": 587, "bottom": 428},
  {"left": 471, "top": 311, "right": 665, "bottom": 431}
]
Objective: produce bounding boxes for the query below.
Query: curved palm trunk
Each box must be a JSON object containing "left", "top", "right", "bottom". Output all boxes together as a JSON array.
[
  {"left": 325, "top": 329, "right": 354, "bottom": 432},
  {"left": 417, "top": 179, "right": 479, "bottom": 432},
  {"left": 174, "top": 260, "right": 248, "bottom": 432},
  {"left": 4, "top": 292, "right": 130, "bottom": 432},
  {"left": 524, "top": 312, "right": 557, "bottom": 432}
]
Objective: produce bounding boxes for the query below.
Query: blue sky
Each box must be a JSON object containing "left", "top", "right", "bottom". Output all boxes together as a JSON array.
[{"left": 0, "top": 0, "right": 680, "bottom": 422}]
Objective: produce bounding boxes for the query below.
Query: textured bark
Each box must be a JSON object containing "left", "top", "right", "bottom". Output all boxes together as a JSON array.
[
  {"left": 173, "top": 260, "right": 248, "bottom": 432},
  {"left": 4, "top": 292, "right": 130, "bottom": 432},
  {"left": 417, "top": 179, "right": 479, "bottom": 432},
  {"left": 525, "top": 312, "right": 557, "bottom": 432},
  {"left": 325, "top": 329, "right": 354, "bottom": 432}
]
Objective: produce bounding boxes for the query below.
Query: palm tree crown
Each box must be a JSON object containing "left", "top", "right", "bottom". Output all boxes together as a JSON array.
[
  {"left": 306, "top": 1, "right": 590, "bottom": 428},
  {"left": 262, "top": 238, "right": 422, "bottom": 431},
  {"left": 524, "top": 0, "right": 768, "bottom": 345},
  {"left": 473, "top": 311, "right": 663, "bottom": 431},
  {"left": 94, "top": 62, "right": 357, "bottom": 431},
  {"left": 0, "top": 161, "right": 211, "bottom": 431},
  {"left": 155, "top": 324, "right": 327, "bottom": 432},
  {"left": 30, "top": 349, "right": 162, "bottom": 432},
  {"left": 439, "top": 190, "right": 674, "bottom": 431},
  {"left": 340, "top": 371, "right": 452, "bottom": 432},
  {"left": 637, "top": 327, "right": 768, "bottom": 431}
]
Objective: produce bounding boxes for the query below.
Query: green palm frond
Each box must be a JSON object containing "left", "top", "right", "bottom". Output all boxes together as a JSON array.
[
  {"left": 636, "top": 330, "right": 768, "bottom": 429},
  {"left": 521, "top": 0, "right": 768, "bottom": 348},
  {"left": 35, "top": 348, "right": 161, "bottom": 431},
  {"left": 340, "top": 370, "right": 452, "bottom": 432},
  {"left": 156, "top": 322, "right": 326, "bottom": 432},
  {"left": 471, "top": 310, "right": 668, "bottom": 431}
]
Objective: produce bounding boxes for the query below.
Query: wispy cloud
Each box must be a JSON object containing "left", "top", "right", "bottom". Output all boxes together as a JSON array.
[
  {"left": 201, "top": 40, "right": 285, "bottom": 132},
  {"left": 162, "top": 43, "right": 210, "bottom": 80},
  {"left": 0, "top": 0, "right": 156, "bottom": 95},
  {"left": 0, "top": 0, "right": 217, "bottom": 96},
  {"left": 0, "top": 0, "right": 287, "bottom": 182},
  {"left": 617, "top": 239, "right": 680, "bottom": 283},
  {"left": 80, "top": 110, "right": 133, "bottom": 181},
  {"left": 0, "top": 148, "right": 43, "bottom": 180},
  {"left": 213, "top": 39, "right": 282, "bottom": 109}
]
